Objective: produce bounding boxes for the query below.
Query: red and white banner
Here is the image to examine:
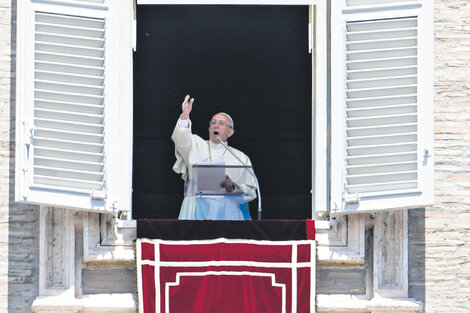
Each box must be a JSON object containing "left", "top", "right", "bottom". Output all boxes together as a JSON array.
[{"left": 137, "top": 238, "right": 316, "bottom": 313}]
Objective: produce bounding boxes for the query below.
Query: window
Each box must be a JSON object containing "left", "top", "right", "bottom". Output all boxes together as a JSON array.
[
  {"left": 15, "top": 0, "right": 132, "bottom": 213},
  {"left": 16, "top": 0, "right": 433, "bottom": 217},
  {"left": 330, "top": 0, "right": 434, "bottom": 214},
  {"left": 132, "top": 4, "right": 318, "bottom": 219}
]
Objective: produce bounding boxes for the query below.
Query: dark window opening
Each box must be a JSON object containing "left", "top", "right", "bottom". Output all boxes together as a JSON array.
[{"left": 132, "top": 5, "right": 312, "bottom": 219}]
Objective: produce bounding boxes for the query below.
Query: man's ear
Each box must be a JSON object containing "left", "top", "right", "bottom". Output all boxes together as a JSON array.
[{"left": 227, "top": 128, "right": 234, "bottom": 138}]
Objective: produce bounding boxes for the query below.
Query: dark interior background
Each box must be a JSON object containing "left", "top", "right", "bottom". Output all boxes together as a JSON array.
[{"left": 132, "top": 5, "right": 312, "bottom": 219}]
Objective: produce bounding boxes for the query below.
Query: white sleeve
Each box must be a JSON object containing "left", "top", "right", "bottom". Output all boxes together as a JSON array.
[
  {"left": 171, "top": 117, "right": 193, "bottom": 178},
  {"left": 234, "top": 183, "right": 257, "bottom": 201},
  {"left": 177, "top": 117, "right": 191, "bottom": 128}
]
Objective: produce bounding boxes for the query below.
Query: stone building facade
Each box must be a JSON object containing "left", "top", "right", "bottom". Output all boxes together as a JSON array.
[
  {"left": 410, "top": 1, "right": 470, "bottom": 311},
  {"left": 0, "top": 0, "right": 469, "bottom": 312}
]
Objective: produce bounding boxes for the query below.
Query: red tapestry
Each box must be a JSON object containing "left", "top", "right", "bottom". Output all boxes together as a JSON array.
[{"left": 137, "top": 238, "right": 316, "bottom": 313}]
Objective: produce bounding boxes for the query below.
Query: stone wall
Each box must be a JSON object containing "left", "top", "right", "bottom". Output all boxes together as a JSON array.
[
  {"left": 0, "top": 1, "right": 40, "bottom": 312},
  {"left": 407, "top": 0, "right": 470, "bottom": 312}
]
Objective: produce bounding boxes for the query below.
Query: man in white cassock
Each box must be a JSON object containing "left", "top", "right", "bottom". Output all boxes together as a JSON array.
[{"left": 172, "top": 95, "right": 257, "bottom": 220}]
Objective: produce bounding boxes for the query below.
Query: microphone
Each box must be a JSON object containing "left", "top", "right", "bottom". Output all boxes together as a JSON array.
[{"left": 217, "top": 136, "right": 262, "bottom": 220}]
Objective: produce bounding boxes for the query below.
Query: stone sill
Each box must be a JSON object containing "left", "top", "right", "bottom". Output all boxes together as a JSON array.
[
  {"left": 317, "top": 295, "right": 422, "bottom": 313},
  {"left": 32, "top": 293, "right": 137, "bottom": 313},
  {"left": 84, "top": 245, "right": 136, "bottom": 264},
  {"left": 116, "top": 219, "right": 137, "bottom": 228},
  {"left": 315, "top": 220, "right": 331, "bottom": 230},
  {"left": 32, "top": 294, "right": 422, "bottom": 313}
]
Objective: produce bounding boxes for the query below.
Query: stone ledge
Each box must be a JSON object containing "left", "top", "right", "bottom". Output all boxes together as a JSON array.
[
  {"left": 317, "top": 295, "right": 422, "bottom": 313},
  {"left": 83, "top": 245, "right": 136, "bottom": 264},
  {"left": 32, "top": 293, "right": 137, "bottom": 313}
]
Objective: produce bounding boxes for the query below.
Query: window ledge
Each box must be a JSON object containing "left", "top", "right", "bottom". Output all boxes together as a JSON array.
[
  {"left": 83, "top": 245, "right": 136, "bottom": 264},
  {"left": 117, "top": 219, "right": 137, "bottom": 228},
  {"left": 317, "top": 295, "right": 422, "bottom": 313},
  {"left": 32, "top": 293, "right": 136, "bottom": 313},
  {"left": 314, "top": 220, "right": 331, "bottom": 230}
]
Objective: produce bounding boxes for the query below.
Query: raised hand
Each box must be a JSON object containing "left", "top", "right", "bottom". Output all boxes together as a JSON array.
[{"left": 181, "top": 95, "right": 194, "bottom": 120}]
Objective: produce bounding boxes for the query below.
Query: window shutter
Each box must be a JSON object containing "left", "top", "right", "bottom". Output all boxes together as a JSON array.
[
  {"left": 330, "top": 1, "right": 433, "bottom": 214},
  {"left": 16, "top": 1, "right": 132, "bottom": 213}
]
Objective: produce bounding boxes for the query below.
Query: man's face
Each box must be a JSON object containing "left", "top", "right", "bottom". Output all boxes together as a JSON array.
[{"left": 209, "top": 113, "right": 234, "bottom": 144}]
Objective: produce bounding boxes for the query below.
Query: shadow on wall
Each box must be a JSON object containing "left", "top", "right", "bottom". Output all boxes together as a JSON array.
[{"left": 408, "top": 208, "right": 426, "bottom": 311}]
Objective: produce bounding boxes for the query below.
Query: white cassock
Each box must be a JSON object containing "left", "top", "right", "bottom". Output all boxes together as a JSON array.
[{"left": 171, "top": 118, "right": 257, "bottom": 220}]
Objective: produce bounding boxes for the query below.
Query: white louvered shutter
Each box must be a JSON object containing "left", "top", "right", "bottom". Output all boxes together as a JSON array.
[
  {"left": 330, "top": 1, "right": 433, "bottom": 214},
  {"left": 16, "top": 1, "right": 132, "bottom": 213}
]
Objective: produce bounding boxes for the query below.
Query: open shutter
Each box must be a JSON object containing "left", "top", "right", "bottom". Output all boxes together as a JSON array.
[
  {"left": 331, "top": 1, "right": 433, "bottom": 214},
  {"left": 16, "top": 0, "right": 132, "bottom": 213}
]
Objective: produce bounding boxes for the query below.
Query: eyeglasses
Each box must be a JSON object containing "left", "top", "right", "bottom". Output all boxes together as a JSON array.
[{"left": 209, "top": 120, "right": 233, "bottom": 129}]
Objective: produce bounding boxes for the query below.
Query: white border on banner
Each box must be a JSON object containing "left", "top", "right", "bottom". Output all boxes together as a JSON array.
[
  {"left": 136, "top": 238, "right": 316, "bottom": 313},
  {"left": 292, "top": 244, "right": 298, "bottom": 313},
  {"left": 140, "top": 260, "right": 313, "bottom": 268},
  {"left": 154, "top": 243, "right": 161, "bottom": 313},
  {"left": 166, "top": 271, "right": 287, "bottom": 313},
  {"left": 311, "top": 241, "right": 317, "bottom": 313},
  {"left": 136, "top": 240, "right": 144, "bottom": 313}
]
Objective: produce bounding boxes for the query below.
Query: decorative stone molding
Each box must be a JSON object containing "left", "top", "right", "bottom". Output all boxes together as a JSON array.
[
  {"left": 317, "top": 295, "right": 422, "bottom": 313},
  {"left": 35, "top": 208, "right": 138, "bottom": 312},
  {"left": 32, "top": 293, "right": 136, "bottom": 313},
  {"left": 83, "top": 212, "right": 136, "bottom": 263},
  {"left": 36, "top": 207, "right": 416, "bottom": 313},
  {"left": 39, "top": 207, "right": 75, "bottom": 296},
  {"left": 317, "top": 214, "right": 366, "bottom": 264},
  {"left": 374, "top": 210, "right": 408, "bottom": 298},
  {"left": 100, "top": 214, "right": 136, "bottom": 247}
]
